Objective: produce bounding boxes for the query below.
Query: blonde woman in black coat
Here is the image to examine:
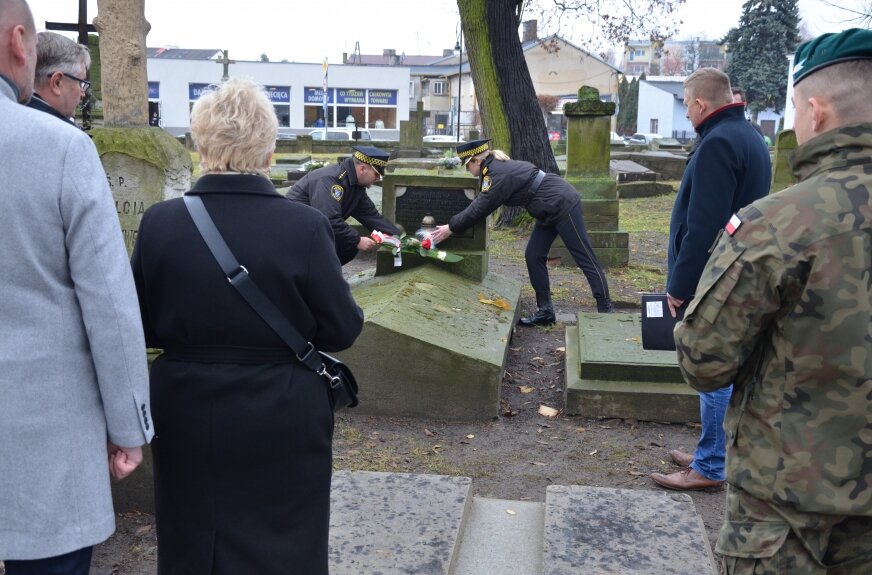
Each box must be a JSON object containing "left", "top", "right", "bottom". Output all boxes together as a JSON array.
[{"left": 132, "top": 78, "right": 363, "bottom": 575}]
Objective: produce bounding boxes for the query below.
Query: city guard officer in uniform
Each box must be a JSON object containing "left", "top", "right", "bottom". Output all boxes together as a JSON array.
[
  {"left": 287, "top": 145, "right": 400, "bottom": 264},
  {"left": 431, "top": 139, "right": 613, "bottom": 325}
]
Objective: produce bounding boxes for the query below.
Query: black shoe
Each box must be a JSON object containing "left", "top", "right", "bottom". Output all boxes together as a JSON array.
[
  {"left": 518, "top": 306, "right": 556, "bottom": 327},
  {"left": 596, "top": 298, "right": 614, "bottom": 313}
]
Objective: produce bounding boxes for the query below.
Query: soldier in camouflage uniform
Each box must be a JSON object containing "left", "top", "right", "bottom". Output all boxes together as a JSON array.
[{"left": 674, "top": 29, "right": 872, "bottom": 574}]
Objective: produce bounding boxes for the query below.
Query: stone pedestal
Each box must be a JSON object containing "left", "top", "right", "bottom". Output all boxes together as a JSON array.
[
  {"left": 90, "top": 126, "right": 192, "bottom": 254},
  {"left": 558, "top": 86, "right": 629, "bottom": 267},
  {"left": 770, "top": 130, "right": 797, "bottom": 194}
]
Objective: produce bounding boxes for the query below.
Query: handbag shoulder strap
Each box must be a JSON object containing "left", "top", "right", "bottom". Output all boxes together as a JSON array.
[{"left": 182, "top": 194, "right": 323, "bottom": 373}]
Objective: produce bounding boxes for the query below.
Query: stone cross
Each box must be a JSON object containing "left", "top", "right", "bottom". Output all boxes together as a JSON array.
[{"left": 216, "top": 50, "right": 235, "bottom": 80}]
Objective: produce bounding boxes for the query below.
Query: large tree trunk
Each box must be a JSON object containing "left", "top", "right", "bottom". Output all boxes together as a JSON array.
[
  {"left": 458, "top": 0, "right": 559, "bottom": 226},
  {"left": 94, "top": 0, "right": 150, "bottom": 126}
]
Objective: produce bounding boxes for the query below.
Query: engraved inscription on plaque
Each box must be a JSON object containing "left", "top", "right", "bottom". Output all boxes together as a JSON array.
[{"left": 395, "top": 187, "right": 476, "bottom": 238}]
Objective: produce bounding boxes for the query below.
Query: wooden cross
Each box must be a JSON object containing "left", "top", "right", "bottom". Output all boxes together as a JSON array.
[
  {"left": 216, "top": 50, "right": 235, "bottom": 80},
  {"left": 45, "top": 0, "right": 95, "bottom": 46}
]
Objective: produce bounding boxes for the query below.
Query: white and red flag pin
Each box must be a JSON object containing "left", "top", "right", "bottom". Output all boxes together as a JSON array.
[{"left": 725, "top": 214, "right": 743, "bottom": 236}]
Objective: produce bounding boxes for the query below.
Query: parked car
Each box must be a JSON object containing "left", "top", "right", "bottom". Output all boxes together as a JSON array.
[
  {"left": 423, "top": 135, "right": 465, "bottom": 143},
  {"left": 610, "top": 131, "right": 628, "bottom": 146},
  {"left": 626, "top": 133, "right": 663, "bottom": 145},
  {"left": 308, "top": 128, "right": 372, "bottom": 141}
]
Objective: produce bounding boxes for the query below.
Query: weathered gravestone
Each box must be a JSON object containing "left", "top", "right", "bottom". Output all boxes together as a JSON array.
[
  {"left": 90, "top": 2, "right": 192, "bottom": 255},
  {"left": 335, "top": 161, "right": 521, "bottom": 420},
  {"left": 770, "top": 129, "right": 798, "bottom": 194},
  {"left": 558, "top": 85, "right": 629, "bottom": 267},
  {"left": 90, "top": 128, "right": 192, "bottom": 253},
  {"left": 395, "top": 101, "right": 427, "bottom": 158}
]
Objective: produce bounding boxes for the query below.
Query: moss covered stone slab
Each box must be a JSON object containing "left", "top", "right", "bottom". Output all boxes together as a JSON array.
[
  {"left": 335, "top": 266, "right": 521, "bottom": 420},
  {"left": 564, "top": 315, "right": 699, "bottom": 422},
  {"left": 275, "top": 154, "right": 311, "bottom": 164},
  {"left": 376, "top": 249, "right": 488, "bottom": 282}
]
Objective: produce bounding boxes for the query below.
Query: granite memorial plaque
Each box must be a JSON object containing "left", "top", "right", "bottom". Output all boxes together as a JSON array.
[{"left": 394, "top": 186, "right": 475, "bottom": 239}]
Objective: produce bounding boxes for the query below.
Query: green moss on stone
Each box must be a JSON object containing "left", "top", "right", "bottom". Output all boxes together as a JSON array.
[{"left": 90, "top": 126, "right": 193, "bottom": 174}]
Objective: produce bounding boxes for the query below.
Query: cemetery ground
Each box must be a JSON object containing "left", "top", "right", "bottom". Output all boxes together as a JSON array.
[{"left": 17, "top": 189, "right": 730, "bottom": 575}]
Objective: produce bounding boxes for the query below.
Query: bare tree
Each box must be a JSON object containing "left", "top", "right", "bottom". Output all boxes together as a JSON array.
[
  {"left": 660, "top": 46, "right": 686, "bottom": 76},
  {"left": 458, "top": 0, "right": 684, "bottom": 226},
  {"left": 683, "top": 37, "right": 700, "bottom": 74},
  {"left": 814, "top": 0, "right": 872, "bottom": 28}
]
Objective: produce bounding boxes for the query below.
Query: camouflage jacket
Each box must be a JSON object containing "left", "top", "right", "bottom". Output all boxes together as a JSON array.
[{"left": 674, "top": 123, "right": 872, "bottom": 516}]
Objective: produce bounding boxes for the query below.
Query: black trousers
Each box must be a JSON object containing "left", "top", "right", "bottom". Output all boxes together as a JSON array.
[
  {"left": 525, "top": 201, "right": 610, "bottom": 306},
  {"left": 4, "top": 547, "right": 93, "bottom": 575}
]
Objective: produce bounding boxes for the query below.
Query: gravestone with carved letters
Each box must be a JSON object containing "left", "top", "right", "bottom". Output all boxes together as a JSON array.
[{"left": 90, "top": 0, "right": 192, "bottom": 254}]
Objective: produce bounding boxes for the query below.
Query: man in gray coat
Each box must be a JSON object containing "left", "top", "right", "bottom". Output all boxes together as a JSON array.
[{"left": 0, "top": 1, "right": 154, "bottom": 573}]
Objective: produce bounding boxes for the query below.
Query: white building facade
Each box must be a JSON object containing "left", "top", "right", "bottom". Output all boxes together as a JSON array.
[{"left": 146, "top": 54, "right": 411, "bottom": 138}]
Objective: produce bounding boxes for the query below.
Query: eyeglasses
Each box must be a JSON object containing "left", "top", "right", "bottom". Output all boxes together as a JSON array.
[{"left": 51, "top": 72, "right": 91, "bottom": 91}]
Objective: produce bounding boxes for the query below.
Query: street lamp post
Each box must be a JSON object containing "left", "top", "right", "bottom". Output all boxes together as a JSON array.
[{"left": 455, "top": 24, "right": 463, "bottom": 140}]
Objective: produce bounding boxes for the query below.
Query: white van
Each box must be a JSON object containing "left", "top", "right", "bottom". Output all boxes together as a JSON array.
[{"left": 308, "top": 128, "right": 372, "bottom": 141}]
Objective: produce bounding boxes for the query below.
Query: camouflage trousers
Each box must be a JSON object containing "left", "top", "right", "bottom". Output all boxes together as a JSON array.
[{"left": 719, "top": 486, "right": 872, "bottom": 574}]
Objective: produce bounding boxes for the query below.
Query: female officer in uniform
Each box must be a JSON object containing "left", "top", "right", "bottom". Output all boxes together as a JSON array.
[{"left": 431, "top": 139, "right": 612, "bottom": 325}]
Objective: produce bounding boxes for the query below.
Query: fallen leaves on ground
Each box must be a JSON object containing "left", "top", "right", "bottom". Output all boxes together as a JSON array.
[
  {"left": 477, "top": 293, "right": 513, "bottom": 311},
  {"left": 518, "top": 385, "right": 534, "bottom": 394},
  {"left": 538, "top": 405, "right": 559, "bottom": 417},
  {"left": 424, "top": 428, "right": 436, "bottom": 437}
]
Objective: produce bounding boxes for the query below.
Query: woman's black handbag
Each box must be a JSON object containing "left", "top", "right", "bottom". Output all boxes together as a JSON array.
[{"left": 183, "top": 195, "right": 359, "bottom": 411}]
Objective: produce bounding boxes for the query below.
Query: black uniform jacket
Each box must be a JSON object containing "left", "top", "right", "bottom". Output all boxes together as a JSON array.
[
  {"left": 131, "top": 173, "right": 363, "bottom": 574},
  {"left": 448, "top": 156, "right": 578, "bottom": 233},
  {"left": 287, "top": 157, "right": 401, "bottom": 252}
]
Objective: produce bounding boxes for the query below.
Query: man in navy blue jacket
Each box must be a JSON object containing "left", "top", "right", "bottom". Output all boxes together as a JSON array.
[{"left": 651, "top": 67, "right": 771, "bottom": 491}]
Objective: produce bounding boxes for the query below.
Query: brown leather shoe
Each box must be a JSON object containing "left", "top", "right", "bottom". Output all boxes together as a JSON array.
[
  {"left": 669, "top": 449, "right": 693, "bottom": 468},
  {"left": 650, "top": 468, "right": 724, "bottom": 491}
]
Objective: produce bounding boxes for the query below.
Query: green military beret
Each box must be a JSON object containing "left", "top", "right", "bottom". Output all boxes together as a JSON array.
[{"left": 793, "top": 28, "right": 872, "bottom": 86}]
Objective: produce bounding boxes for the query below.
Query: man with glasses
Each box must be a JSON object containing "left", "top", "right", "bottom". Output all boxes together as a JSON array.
[
  {"left": 27, "top": 31, "right": 89, "bottom": 125},
  {"left": 287, "top": 145, "right": 401, "bottom": 264}
]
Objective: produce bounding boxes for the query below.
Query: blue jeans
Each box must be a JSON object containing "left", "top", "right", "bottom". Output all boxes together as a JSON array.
[
  {"left": 4, "top": 546, "right": 92, "bottom": 575},
  {"left": 691, "top": 385, "right": 732, "bottom": 482}
]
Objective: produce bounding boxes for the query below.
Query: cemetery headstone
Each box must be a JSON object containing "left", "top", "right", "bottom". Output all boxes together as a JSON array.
[
  {"left": 770, "top": 129, "right": 797, "bottom": 194},
  {"left": 560, "top": 85, "right": 628, "bottom": 267}
]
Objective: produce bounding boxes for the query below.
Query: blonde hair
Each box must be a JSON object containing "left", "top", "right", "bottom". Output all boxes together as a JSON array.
[
  {"left": 684, "top": 68, "right": 732, "bottom": 107},
  {"left": 191, "top": 78, "right": 277, "bottom": 176},
  {"left": 476, "top": 149, "right": 510, "bottom": 162}
]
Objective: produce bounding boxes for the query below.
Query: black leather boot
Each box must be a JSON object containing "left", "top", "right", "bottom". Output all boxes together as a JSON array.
[
  {"left": 596, "top": 297, "right": 614, "bottom": 313},
  {"left": 518, "top": 303, "right": 556, "bottom": 327}
]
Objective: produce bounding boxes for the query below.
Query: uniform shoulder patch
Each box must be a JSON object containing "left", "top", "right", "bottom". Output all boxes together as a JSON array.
[
  {"left": 481, "top": 175, "right": 492, "bottom": 192},
  {"left": 331, "top": 184, "right": 344, "bottom": 202},
  {"left": 725, "top": 214, "right": 742, "bottom": 236}
]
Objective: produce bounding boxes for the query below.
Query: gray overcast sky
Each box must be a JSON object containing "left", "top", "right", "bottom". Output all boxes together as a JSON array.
[{"left": 30, "top": 0, "right": 855, "bottom": 65}]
